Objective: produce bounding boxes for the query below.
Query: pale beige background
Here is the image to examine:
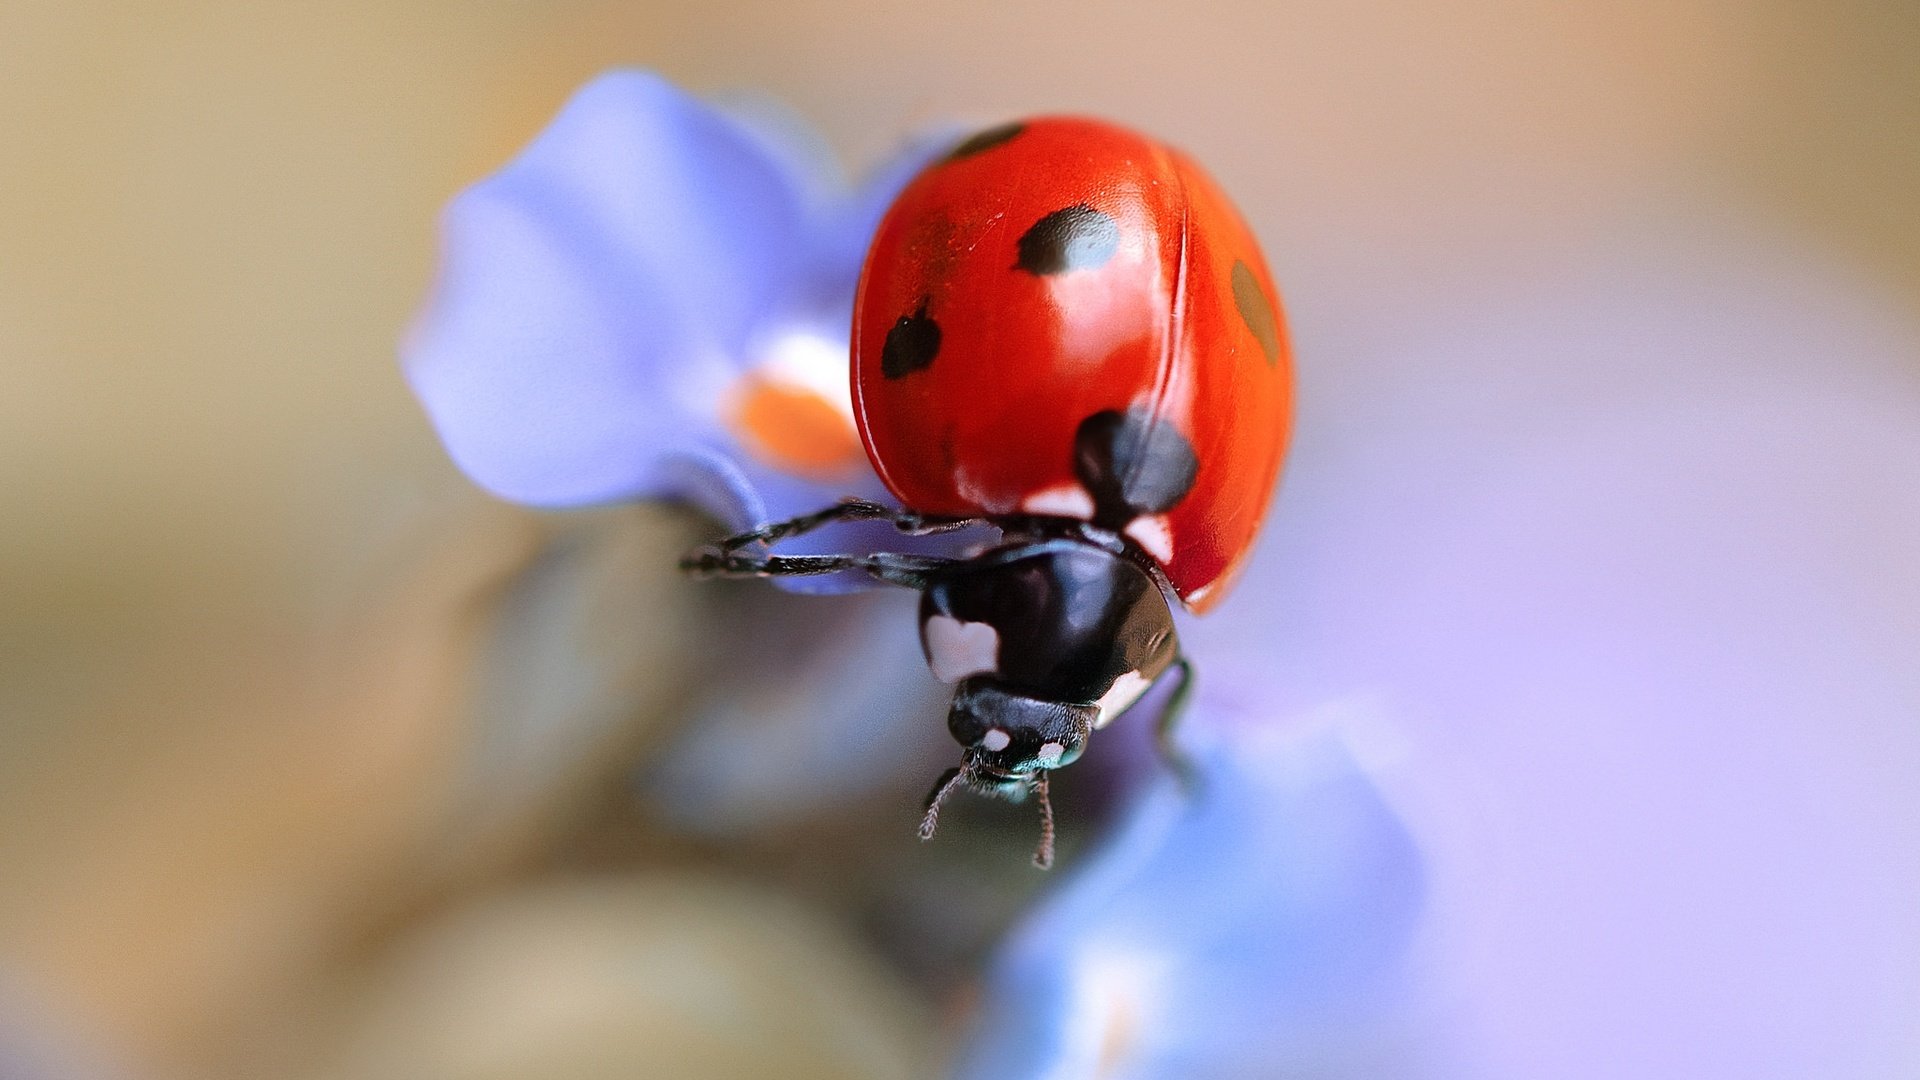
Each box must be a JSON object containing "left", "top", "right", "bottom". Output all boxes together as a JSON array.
[{"left": 1, "top": 1, "right": 1915, "bottom": 1077}]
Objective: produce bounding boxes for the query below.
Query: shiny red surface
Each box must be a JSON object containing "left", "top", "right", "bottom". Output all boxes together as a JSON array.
[{"left": 852, "top": 117, "right": 1293, "bottom": 611}]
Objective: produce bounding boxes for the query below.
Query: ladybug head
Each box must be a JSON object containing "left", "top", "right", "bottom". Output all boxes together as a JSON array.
[{"left": 949, "top": 678, "right": 1097, "bottom": 780}]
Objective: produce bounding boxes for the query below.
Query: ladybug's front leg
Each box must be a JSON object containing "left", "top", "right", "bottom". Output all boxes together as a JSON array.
[{"left": 1153, "top": 655, "right": 1200, "bottom": 793}]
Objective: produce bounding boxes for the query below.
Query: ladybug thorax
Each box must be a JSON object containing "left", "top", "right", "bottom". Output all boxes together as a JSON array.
[{"left": 918, "top": 539, "right": 1178, "bottom": 774}]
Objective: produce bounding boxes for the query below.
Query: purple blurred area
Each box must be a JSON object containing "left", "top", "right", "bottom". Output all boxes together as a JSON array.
[{"left": 1, "top": 2, "right": 1917, "bottom": 1078}]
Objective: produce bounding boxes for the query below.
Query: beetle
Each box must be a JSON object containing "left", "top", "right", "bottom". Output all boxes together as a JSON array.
[{"left": 684, "top": 117, "right": 1293, "bottom": 866}]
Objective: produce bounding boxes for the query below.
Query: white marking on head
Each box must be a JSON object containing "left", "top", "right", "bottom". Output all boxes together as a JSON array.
[
  {"left": 1020, "top": 482, "right": 1097, "bottom": 520},
  {"left": 1036, "top": 742, "right": 1065, "bottom": 767},
  {"left": 923, "top": 615, "right": 1001, "bottom": 684},
  {"left": 982, "top": 728, "right": 1012, "bottom": 752},
  {"left": 1094, "top": 669, "right": 1153, "bottom": 727},
  {"left": 1124, "top": 515, "right": 1175, "bottom": 563}
]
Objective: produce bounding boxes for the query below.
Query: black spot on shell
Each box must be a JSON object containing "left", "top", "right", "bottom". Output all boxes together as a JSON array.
[
  {"left": 1014, "top": 205, "right": 1120, "bottom": 276},
  {"left": 1073, "top": 407, "right": 1199, "bottom": 524},
  {"left": 1231, "top": 260, "right": 1281, "bottom": 366},
  {"left": 944, "top": 122, "right": 1025, "bottom": 163},
  {"left": 881, "top": 300, "right": 941, "bottom": 379}
]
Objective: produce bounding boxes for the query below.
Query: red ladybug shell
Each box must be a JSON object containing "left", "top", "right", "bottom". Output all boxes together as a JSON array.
[{"left": 852, "top": 118, "right": 1293, "bottom": 612}]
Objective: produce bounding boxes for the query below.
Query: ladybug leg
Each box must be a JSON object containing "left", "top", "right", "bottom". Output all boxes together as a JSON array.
[
  {"left": 1153, "top": 655, "right": 1201, "bottom": 793},
  {"left": 888, "top": 511, "right": 988, "bottom": 537},
  {"left": 709, "top": 498, "right": 984, "bottom": 553},
  {"left": 680, "top": 547, "right": 955, "bottom": 591},
  {"left": 686, "top": 498, "right": 982, "bottom": 586},
  {"left": 712, "top": 498, "right": 896, "bottom": 552}
]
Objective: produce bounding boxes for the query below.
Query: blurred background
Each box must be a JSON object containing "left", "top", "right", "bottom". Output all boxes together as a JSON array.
[{"left": 3, "top": 1, "right": 1918, "bottom": 1078}]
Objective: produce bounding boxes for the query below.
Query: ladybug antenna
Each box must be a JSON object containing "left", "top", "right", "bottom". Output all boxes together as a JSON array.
[
  {"left": 1031, "top": 771, "right": 1056, "bottom": 869},
  {"left": 918, "top": 764, "right": 967, "bottom": 842}
]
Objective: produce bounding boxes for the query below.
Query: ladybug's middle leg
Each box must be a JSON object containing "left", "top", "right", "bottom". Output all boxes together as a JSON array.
[
  {"left": 710, "top": 498, "right": 983, "bottom": 554},
  {"left": 712, "top": 499, "right": 894, "bottom": 552},
  {"left": 679, "top": 547, "right": 955, "bottom": 591}
]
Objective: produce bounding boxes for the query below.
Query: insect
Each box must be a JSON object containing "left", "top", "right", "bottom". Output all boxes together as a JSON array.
[{"left": 685, "top": 117, "right": 1293, "bottom": 866}]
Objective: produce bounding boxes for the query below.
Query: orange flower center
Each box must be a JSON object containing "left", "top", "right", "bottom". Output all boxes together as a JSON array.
[{"left": 728, "top": 372, "right": 865, "bottom": 476}]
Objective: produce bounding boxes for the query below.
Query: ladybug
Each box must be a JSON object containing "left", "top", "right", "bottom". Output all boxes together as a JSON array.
[{"left": 685, "top": 117, "right": 1293, "bottom": 866}]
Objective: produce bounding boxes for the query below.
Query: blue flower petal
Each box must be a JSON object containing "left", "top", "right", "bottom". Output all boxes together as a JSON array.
[
  {"left": 405, "top": 70, "right": 821, "bottom": 508},
  {"left": 405, "top": 71, "right": 986, "bottom": 587},
  {"left": 955, "top": 721, "right": 1428, "bottom": 1080}
]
